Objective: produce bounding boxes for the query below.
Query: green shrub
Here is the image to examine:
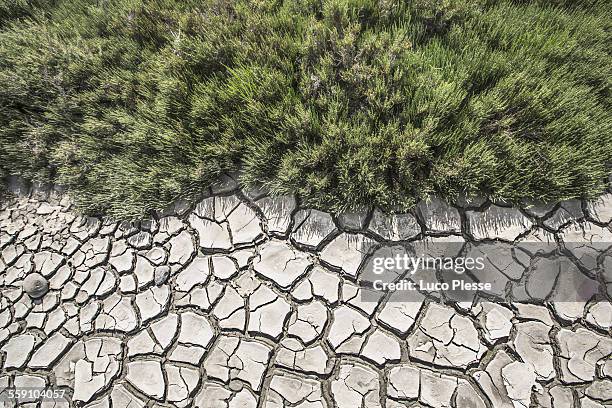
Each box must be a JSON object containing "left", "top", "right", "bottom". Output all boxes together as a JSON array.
[{"left": 0, "top": 0, "right": 610, "bottom": 217}]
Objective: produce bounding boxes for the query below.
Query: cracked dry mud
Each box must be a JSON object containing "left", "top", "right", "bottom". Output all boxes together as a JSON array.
[{"left": 1, "top": 181, "right": 611, "bottom": 408}]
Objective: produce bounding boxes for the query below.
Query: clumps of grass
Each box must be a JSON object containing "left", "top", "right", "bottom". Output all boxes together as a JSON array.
[
  {"left": 0, "top": 167, "right": 5, "bottom": 198},
  {"left": 0, "top": 0, "right": 610, "bottom": 217}
]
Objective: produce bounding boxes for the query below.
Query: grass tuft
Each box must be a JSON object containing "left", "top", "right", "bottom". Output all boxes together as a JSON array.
[{"left": 0, "top": 0, "right": 610, "bottom": 217}]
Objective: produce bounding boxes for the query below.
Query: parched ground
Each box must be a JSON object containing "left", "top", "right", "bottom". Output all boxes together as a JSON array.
[{"left": 0, "top": 179, "right": 611, "bottom": 408}]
